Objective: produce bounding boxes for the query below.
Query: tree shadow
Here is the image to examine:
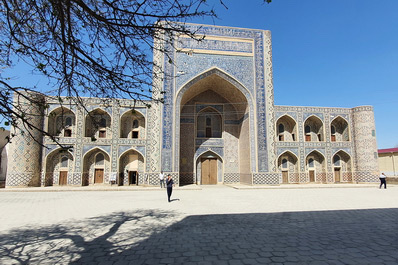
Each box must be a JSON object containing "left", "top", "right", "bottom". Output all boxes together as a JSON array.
[{"left": 1, "top": 208, "right": 398, "bottom": 264}]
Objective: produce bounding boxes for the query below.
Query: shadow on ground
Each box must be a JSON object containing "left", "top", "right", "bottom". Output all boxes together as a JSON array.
[{"left": 1, "top": 208, "right": 398, "bottom": 264}]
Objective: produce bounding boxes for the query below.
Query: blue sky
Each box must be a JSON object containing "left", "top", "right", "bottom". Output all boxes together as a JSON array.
[
  {"left": 190, "top": 0, "right": 398, "bottom": 149},
  {"left": 4, "top": 1, "right": 397, "bottom": 148}
]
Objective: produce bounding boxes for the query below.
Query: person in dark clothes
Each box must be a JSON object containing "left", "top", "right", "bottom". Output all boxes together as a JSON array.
[
  {"left": 166, "top": 174, "right": 174, "bottom": 202},
  {"left": 379, "top": 172, "right": 387, "bottom": 189}
]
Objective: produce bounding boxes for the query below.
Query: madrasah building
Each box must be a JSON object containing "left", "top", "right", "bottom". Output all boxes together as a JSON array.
[{"left": 5, "top": 23, "right": 379, "bottom": 188}]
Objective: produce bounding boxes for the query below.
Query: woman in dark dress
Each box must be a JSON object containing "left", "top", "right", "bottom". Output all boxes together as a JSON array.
[{"left": 166, "top": 174, "right": 174, "bottom": 202}]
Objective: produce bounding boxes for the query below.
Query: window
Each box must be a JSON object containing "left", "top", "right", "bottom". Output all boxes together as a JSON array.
[
  {"left": 99, "top": 118, "right": 106, "bottom": 128},
  {"left": 308, "top": 158, "right": 314, "bottom": 168},
  {"left": 95, "top": 153, "right": 105, "bottom": 166},
  {"left": 133, "top": 119, "right": 139, "bottom": 129},
  {"left": 331, "top": 125, "right": 336, "bottom": 135},
  {"left": 278, "top": 124, "right": 285, "bottom": 134},
  {"left": 132, "top": 131, "right": 139, "bottom": 139},
  {"left": 197, "top": 109, "right": 221, "bottom": 138},
  {"left": 60, "top": 156, "right": 68, "bottom": 168},
  {"left": 278, "top": 123, "right": 285, "bottom": 141},
  {"left": 331, "top": 125, "right": 336, "bottom": 142},
  {"left": 206, "top": 116, "right": 211, "bottom": 126},
  {"left": 65, "top": 117, "right": 72, "bottom": 127},
  {"left": 282, "top": 158, "right": 288, "bottom": 169},
  {"left": 333, "top": 155, "right": 340, "bottom": 167},
  {"left": 305, "top": 125, "right": 311, "bottom": 141}
]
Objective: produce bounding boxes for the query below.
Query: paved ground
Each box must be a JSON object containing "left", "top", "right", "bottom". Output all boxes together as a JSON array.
[{"left": 1, "top": 184, "right": 398, "bottom": 264}]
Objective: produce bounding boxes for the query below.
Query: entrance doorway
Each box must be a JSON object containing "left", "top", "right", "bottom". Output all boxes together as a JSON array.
[
  {"left": 201, "top": 158, "right": 217, "bottom": 184},
  {"left": 129, "top": 171, "right": 138, "bottom": 185},
  {"left": 334, "top": 168, "right": 341, "bottom": 182},
  {"left": 309, "top": 170, "right": 315, "bottom": 182},
  {"left": 282, "top": 171, "right": 288, "bottom": 184},
  {"left": 94, "top": 169, "right": 104, "bottom": 183},
  {"left": 59, "top": 171, "right": 68, "bottom": 185}
]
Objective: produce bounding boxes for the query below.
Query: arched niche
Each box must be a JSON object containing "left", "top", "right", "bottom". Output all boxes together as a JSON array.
[
  {"left": 45, "top": 148, "right": 74, "bottom": 186},
  {"left": 330, "top": 116, "right": 350, "bottom": 142},
  {"left": 48, "top": 107, "right": 76, "bottom": 137},
  {"left": 332, "top": 150, "right": 352, "bottom": 182},
  {"left": 196, "top": 151, "right": 223, "bottom": 185},
  {"left": 82, "top": 148, "right": 110, "bottom": 185},
  {"left": 277, "top": 151, "right": 299, "bottom": 184},
  {"left": 196, "top": 107, "right": 223, "bottom": 138},
  {"left": 176, "top": 69, "right": 253, "bottom": 185},
  {"left": 306, "top": 150, "right": 326, "bottom": 183},
  {"left": 120, "top": 110, "right": 146, "bottom": 139},
  {"left": 276, "top": 115, "right": 297, "bottom": 142},
  {"left": 119, "top": 149, "right": 145, "bottom": 185},
  {"left": 85, "top": 108, "right": 112, "bottom": 139},
  {"left": 304, "top": 116, "right": 324, "bottom": 142}
]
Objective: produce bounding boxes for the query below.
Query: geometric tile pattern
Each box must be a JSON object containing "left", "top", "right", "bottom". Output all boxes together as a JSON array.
[
  {"left": 224, "top": 173, "right": 240, "bottom": 184},
  {"left": 253, "top": 173, "right": 280, "bottom": 185}
]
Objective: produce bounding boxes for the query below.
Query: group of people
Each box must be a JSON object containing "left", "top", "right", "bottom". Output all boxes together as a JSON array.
[{"left": 159, "top": 171, "right": 174, "bottom": 202}]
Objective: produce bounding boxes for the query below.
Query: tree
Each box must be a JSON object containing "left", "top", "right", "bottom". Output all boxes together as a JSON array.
[
  {"left": 0, "top": 0, "right": 220, "bottom": 144},
  {"left": 0, "top": 0, "right": 271, "bottom": 145}
]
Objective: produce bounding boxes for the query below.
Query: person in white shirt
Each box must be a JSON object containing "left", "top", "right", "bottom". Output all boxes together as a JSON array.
[
  {"left": 379, "top": 172, "right": 387, "bottom": 189},
  {"left": 159, "top": 171, "right": 165, "bottom": 188}
]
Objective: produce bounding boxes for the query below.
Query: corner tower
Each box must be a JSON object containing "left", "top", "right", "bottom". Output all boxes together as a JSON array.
[{"left": 6, "top": 91, "right": 45, "bottom": 187}]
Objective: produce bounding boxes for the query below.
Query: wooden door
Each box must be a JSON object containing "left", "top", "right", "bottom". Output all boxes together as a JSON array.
[
  {"left": 331, "top": 135, "right": 336, "bottom": 142},
  {"left": 94, "top": 169, "right": 104, "bottom": 183},
  {"left": 282, "top": 171, "right": 288, "bottom": 184},
  {"left": 201, "top": 158, "right": 217, "bottom": 184},
  {"left": 59, "top": 171, "right": 68, "bottom": 185},
  {"left": 309, "top": 170, "right": 315, "bottom": 182},
  {"left": 334, "top": 168, "right": 341, "bottom": 182},
  {"left": 305, "top": 134, "right": 311, "bottom": 141},
  {"left": 206, "top": 127, "right": 212, "bottom": 138}
]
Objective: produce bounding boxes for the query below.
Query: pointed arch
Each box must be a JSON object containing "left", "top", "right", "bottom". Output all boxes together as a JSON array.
[
  {"left": 332, "top": 149, "right": 353, "bottom": 183},
  {"left": 82, "top": 147, "right": 111, "bottom": 185},
  {"left": 196, "top": 150, "right": 223, "bottom": 185},
  {"left": 174, "top": 67, "right": 256, "bottom": 177},
  {"left": 196, "top": 106, "right": 223, "bottom": 138},
  {"left": 120, "top": 109, "right": 146, "bottom": 139},
  {"left": 277, "top": 151, "right": 299, "bottom": 184},
  {"left": 119, "top": 148, "right": 145, "bottom": 186},
  {"left": 44, "top": 147, "right": 74, "bottom": 186},
  {"left": 304, "top": 115, "right": 325, "bottom": 142},
  {"left": 277, "top": 150, "right": 299, "bottom": 162},
  {"left": 47, "top": 106, "right": 76, "bottom": 137},
  {"left": 85, "top": 108, "right": 112, "bottom": 138},
  {"left": 330, "top": 116, "right": 350, "bottom": 141},
  {"left": 276, "top": 114, "right": 297, "bottom": 142}
]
